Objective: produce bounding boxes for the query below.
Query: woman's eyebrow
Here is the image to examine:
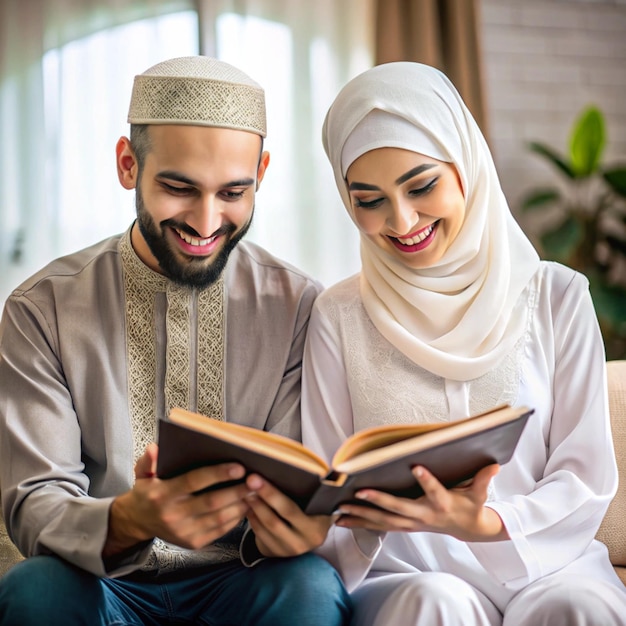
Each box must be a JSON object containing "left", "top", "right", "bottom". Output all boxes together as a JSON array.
[
  {"left": 348, "top": 163, "right": 439, "bottom": 191},
  {"left": 348, "top": 182, "right": 380, "bottom": 191},
  {"left": 395, "top": 163, "right": 437, "bottom": 186}
]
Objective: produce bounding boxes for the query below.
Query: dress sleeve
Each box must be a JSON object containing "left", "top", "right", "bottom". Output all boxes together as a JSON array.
[
  {"left": 469, "top": 270, "right": 617, "bottom": 588},
  {"left": 0, "top": 293, "right": 151, "bottom": 578},
  {"left": 301, "top": 297, "right": 384, "bottom": 591}
]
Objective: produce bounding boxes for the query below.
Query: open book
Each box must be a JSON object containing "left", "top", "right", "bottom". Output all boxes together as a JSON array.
[{"left": 156, "top": 404, "right": 533, "bottom": 516}]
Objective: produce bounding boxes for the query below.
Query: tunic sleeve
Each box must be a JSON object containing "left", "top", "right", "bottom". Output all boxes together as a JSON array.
[
  {"left": 469, "top": 269, "right": 618, "bottom": 587},
  {"left": 0, "top": 292, "right": 149, "bottom": 577}
]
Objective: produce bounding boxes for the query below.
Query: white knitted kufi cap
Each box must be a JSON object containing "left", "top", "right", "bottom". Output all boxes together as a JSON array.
[{"left": 128, "top": 56, "right": 266, "bottom": 137}]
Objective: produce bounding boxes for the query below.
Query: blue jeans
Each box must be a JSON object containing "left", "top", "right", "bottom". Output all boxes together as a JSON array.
[{"left": 0, "top": 553, "right": 351, "bottom": 625}]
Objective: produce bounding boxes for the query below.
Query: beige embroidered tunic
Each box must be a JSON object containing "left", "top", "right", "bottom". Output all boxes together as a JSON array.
[{"left": 0, "top": 227, "right": 321, "bottom": 578}]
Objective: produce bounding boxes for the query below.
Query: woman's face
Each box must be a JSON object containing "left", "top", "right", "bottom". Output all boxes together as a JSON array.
[{"left": 346, "top": 147, "right": 466, "bottom": 269}]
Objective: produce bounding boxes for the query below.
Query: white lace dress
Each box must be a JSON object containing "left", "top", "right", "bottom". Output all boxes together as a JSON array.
[{"left": 301, "top": 261, "right": 624, "bottom": 615}]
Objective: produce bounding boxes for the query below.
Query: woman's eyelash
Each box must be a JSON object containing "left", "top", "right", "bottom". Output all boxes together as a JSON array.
[
  {"left": 355, "top": 197, "right": 384, "bottom": 209},
  {"left": 410, "top": 177, "right": 439, "bottom": 196},
  {"left": 354, "top": 177, "right": 439, "bottom": 209}
]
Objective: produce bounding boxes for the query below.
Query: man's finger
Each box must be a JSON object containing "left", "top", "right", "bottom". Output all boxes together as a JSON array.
[{"left": 171, "top": 463, "right": 247, "bottom": 495}]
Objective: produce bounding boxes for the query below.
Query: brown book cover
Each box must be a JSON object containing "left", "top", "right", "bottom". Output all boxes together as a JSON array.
[{"left": 156, "top": 405, "right": 533, "bottom": 515}]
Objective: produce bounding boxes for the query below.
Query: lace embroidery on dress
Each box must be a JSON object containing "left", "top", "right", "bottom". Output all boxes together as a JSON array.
[
  {"left": 469, "top": 269, "right": 541, "bottom": 416},
  {"left": 327, "top": 272, "right": 540, "bottom": 504},
  {"left": 120, "top": 234, "right": 168, "bottom": 462},
  {"left": 327, "top": 279, "right": 448, "bottom": 431},
  {"left": 327, "top": 273, "right": 540, "bottom": 433}
]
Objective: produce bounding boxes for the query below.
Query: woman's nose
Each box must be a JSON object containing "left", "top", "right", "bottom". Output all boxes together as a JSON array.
[{"left": 387, "top": 200, "right": 418, "bottom": 236}]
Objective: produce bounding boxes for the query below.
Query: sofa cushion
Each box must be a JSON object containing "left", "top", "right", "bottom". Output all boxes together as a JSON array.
[
  {"left": 0, "top": 514, "right": 23, "bottom": 577},
  {"left": 596, "top": 360, "right": 626, "bottom": 567}
]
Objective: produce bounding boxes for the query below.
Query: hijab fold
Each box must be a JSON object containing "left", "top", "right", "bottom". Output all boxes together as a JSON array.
[{"left": 322, "top": 62, "right": 540, "bottom": 381}]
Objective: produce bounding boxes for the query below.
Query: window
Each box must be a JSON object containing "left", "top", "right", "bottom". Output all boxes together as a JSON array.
[
  {"left": 1, "top": 1, "right": 372, "bottom": 304},
  {"left": 213, "top": 8, "right": 370, "bottom": 285},
  {"left": 41, "top": 11, "right": 199, "bottom": 258}
]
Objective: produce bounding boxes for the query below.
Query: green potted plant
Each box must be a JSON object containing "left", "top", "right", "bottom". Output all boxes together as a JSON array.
[{"left": 521, "top": 106, "right": 626, "bottom": 359}]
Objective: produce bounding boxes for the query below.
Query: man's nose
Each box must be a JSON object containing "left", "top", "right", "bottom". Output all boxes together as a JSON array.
[{"left": 187, "top": 194, "right": 223, "bottom": 238}]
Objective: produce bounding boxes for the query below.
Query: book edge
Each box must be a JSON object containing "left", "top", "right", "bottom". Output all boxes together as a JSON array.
[
  {"left": 332, "top": 406, "right": 532, "bottom": 474},
  {"left": 166, "top": 408, "right": 329, "bottom": 477}
]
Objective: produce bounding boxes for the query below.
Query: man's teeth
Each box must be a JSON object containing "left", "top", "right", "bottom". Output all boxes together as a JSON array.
[
  {"left": 396, "top": 223, "right": 435, "bottom": 245},
  {"left": 176, "top": 229, "right": 215, "bottom": 247}
]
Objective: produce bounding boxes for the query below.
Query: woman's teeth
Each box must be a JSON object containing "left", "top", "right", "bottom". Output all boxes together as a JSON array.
[{"left": 396, "top": 223, "right": 435, "bottom": 245}]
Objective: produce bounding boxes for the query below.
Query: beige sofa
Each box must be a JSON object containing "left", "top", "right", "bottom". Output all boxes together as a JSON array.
[
  {"left": 1, "top": 361, "right": 625, "bottom": 582},
  {"left": 597, "top": 359, "right": 626, "bottom": 585}
]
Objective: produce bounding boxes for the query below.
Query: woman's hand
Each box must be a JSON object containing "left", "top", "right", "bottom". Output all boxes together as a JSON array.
[{"left": 335, "top": 463, "right": 509, "bottom": 542}]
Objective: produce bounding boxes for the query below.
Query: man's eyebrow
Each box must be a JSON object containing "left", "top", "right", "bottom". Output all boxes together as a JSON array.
[
  {"left": 225, "top": 177, "right": 256, "bottom": 187},
  {"left": 156, "top": 171, "right": 256, "bottom": 188},
  {"left": 395, "top": 163, "right": 437, "bottom": 186},
  {"left": 157, "top": 171, "right": 197, "bottom": 186}
]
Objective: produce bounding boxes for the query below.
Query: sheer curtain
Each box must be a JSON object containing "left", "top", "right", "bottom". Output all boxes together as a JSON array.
[
  {"left": 0, "top": 0, "right": 374, "bottom": 305},
  {"left": 0, "top": 0, "right": 198, "bottom": 304},
  {"left": 197, "top": 0, "right": 372, "bottom": 286}
]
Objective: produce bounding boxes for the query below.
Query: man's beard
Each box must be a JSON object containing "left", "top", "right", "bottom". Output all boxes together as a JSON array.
[{"left": 135, "top": 186, "right": 253, "bottom": 289}]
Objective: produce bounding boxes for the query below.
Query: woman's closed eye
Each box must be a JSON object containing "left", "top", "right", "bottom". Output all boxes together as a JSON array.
[
  {"left": 353, "top": 177, "right": 439, "bottom": 210},
  {"left": 409, "top": 176, "right": 439, "bottom": 197},
  {"left": 354, "top": 196, "right": 385, "bottom": 210}
]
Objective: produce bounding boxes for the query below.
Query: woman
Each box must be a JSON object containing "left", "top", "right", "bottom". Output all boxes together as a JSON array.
[{"left": 301, "top": 62, "right": 626, "bottom": 625}]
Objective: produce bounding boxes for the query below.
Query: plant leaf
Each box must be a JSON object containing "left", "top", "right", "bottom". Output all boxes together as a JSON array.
[
  {"left": 588, "top": 278, "right": 626, "bottom": 329},
  {"left": 521, "top": 189, "right": 560, "bottom": 211},
  {"left": 606, "top": 234, "right": 626, "bottom": 256},
  {"left": 602, "top": 166, "right": 626, "bottom": 198},
  {"left": 569, "top": 106, "right": 605, "bottom": 177},
  {"left": 539, "top": 216, "right": 582, "bottom": 262},
  {"left": 529, "top": 142, "right": 576, "bottom": 179}
]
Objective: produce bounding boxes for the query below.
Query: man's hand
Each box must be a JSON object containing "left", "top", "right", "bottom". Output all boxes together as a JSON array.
[
  {"left": 243, "top": 474, "right": 334, "bottom": 558},
  {"left": 333, "top": 464, "right": 509, "bottom": 542},
  {"left": 103, "top": 443, "right": 253, "bottom": 558}
]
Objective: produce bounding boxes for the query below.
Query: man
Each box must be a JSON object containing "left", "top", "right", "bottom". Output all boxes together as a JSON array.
[{"left": 0, "top": 56, "right": 351, "bottom": 625}]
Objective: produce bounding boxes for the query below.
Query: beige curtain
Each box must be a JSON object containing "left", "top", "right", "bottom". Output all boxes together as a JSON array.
[
  {"left": 375, "top": 0, "right": 489, "bottom": 139},
  {"left": 193, "top": 0, "right": 372, "bottom": 287}
]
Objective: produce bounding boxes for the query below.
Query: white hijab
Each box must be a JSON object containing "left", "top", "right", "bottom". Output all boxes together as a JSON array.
[{"left": 322, "top": 62, "right": 540, "bottom": 382}]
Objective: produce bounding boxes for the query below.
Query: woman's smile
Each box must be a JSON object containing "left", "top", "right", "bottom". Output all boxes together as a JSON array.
[
  {"left": 389, "top": 221, "right": 439, "bottom": 252},
  {"left": 346, "top": 147, "right": 465, "bottom": 269}
]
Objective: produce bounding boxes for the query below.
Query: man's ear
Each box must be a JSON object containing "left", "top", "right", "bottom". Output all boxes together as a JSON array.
[
  {"left": 256, "top": 151, "right": 271, "bottom": 190},
  {"left": 116, "top": 137, "right": 139, "bottom": 190}
]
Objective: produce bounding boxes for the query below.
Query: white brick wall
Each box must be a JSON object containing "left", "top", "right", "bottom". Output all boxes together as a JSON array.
[{"left": 480, "top": 0, "right": 626, "bottom": 234}]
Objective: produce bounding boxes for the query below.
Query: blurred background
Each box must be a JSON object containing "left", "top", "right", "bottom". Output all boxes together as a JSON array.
[{"left": 1, "top": 0, "right": 625, "bottom": 355}]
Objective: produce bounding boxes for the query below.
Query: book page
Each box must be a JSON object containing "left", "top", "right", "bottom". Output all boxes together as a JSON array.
[
  {"left": 168, "top": 408, "right": 329, "bottom": 476},
  {"left": 332, "top": 422, "right": 451, "bottom": 465},
  {"left": 332, "top": 405, "right": 529, "bottom": 474}
]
